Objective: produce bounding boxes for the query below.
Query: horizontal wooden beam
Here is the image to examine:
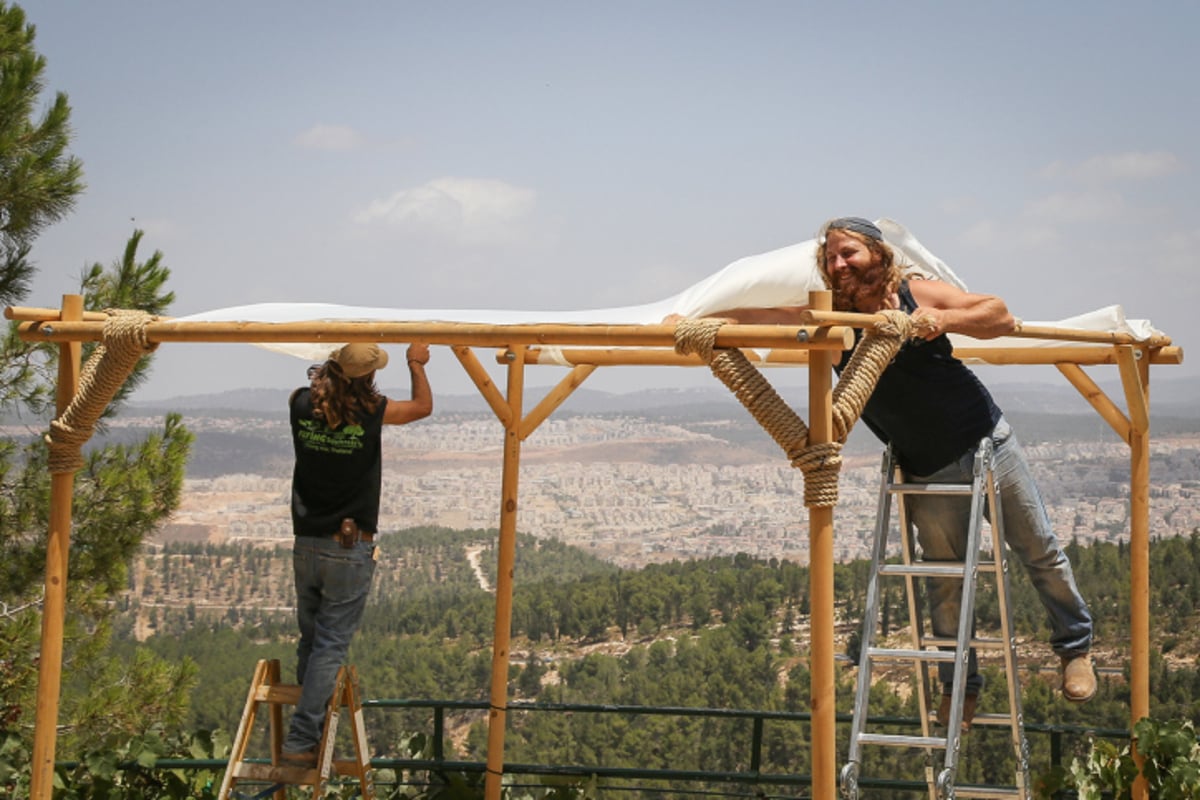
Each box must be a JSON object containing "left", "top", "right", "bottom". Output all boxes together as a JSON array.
[
  {"left": 799, "top": 308, "right": 1174, "bottom": 347},
  {"left": 5, "top": 305, "right": 108, "bottom": 322},
  {"left": 13, "top": 316, "right": 854, "bottom": 352},
  {"left": 516, "top": 344, "right": 1183, "bottom": 368}
]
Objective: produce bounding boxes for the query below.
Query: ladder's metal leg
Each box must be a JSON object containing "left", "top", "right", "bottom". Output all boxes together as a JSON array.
[
  {"left": 841, "top": 447, "right": 900, "bottom": 799},
  {"left": 938, "top": 443, "right": 991, "bottom": 785},
  {"left": 896, "top": 460, "right": 939, "bottom": 798}
]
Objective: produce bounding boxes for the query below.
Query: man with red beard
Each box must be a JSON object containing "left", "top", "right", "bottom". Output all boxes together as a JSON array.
[{"left": 671, "top": 217, "right": 1096, "bottom": 731}]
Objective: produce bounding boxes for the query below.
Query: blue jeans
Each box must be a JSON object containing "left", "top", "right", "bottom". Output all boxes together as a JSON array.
[
  {"left": 905, "top": 417, "right": 1093, "bottom": 695},
  {"left": 284, "top": 535, "right": 376, "bottom": 753}
]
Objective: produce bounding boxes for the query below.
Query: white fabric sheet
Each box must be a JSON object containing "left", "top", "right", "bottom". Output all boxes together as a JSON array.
[{"left": 178, "top": 219, "right": 1160, "bottom": 363}]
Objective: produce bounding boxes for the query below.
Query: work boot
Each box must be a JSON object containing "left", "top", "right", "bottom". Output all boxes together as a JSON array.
[
  {"left": 280, "top": 748, "right": 318, "bottom": 767},
  {"left": 936, "top": 692, "right": 978, "bottom": 733},
  {"left": 1062, "top": 653, "right": 1097, "bottom": 702}
]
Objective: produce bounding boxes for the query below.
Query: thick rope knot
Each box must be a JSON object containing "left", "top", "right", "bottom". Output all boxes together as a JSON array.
[
  {"left": 47, "top": 310, "right": 158, "bottom": 474},
  {"left": 872, "top": 308, "right": 916, "bottom": 339},
  {"left": 791, "top": 441, "right": 843, "bottom": 508},
  {"left": 672, "top": 316, "right": 726, "bottom": 362}
]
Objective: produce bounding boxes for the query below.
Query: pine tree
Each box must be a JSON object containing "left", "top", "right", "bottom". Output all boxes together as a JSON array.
[{"left": 0, "top": 0, "right": 195, "bottom": 763}]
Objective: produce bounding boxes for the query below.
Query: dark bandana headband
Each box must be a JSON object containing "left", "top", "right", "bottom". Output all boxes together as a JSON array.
[{"left": 827, "top": 217, "right": 883, "bottom": 241}]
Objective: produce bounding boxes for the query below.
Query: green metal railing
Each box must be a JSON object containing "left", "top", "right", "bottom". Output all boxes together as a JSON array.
[{"left": 64, "top": 699, "right": 1131, "bottom": 797}]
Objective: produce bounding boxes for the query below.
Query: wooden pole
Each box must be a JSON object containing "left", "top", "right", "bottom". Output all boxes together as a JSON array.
[
  {"left": 1119, "top": 348, "right": 1151, "bottom": 800},
  {"left": 956, "top": 345, "right": 1181, "bottom": 366},
  {"left": 798, "top": 308, "right": 1174, "bottom": 348},
  {"left": 15, "top": 317, "right": 851, "bottom": 351},
  {"left": 30, "top": 295, "right": 83, "bottom": 800},
  {"left": 806, "top": 290, "right": 836, "bottom": 800},
  {"left": 453, "top": 346, "right": 513, "bottom": 428},
  {"left": 483, "top": 346, "right": 526, "bottom": 800},
  {"left": 519, "top": 344, "right": 1182, "bottom": 368},
  {"left": 520, "top": 364, "right": 596, "bottom": 441},
  {"left": 1056, "top": 363, "right": 1133, "bottom": 443}
]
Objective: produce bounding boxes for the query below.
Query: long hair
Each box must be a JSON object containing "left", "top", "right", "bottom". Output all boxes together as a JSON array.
[
  {"left": 814, "top": 224, "right": 902, "bottom": 312},
  {"left": 308, "top": 360, "right": 383, "bottom": 429}
]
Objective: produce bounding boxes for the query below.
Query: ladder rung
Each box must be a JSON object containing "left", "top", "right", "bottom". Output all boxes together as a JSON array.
[
  {"left": 233, "top": 762, "right": 320, "bottom": 783},
  {"left": 969, "top": 712, "right": 1023, "bottom": 728},
  {"left": 888, "top": 481, "right": 974, "bottom": 495},
  {"left": 924, "top": 711, "right": 1023, "bottom": 729},
  {"left": 333, "top": 758, "right": 369, "bottom": 776},
  {"left": 922, "top": 635, "right": 1007, "bottom": 650},
  {"left": 954, "top": 786, "right": 1025, "bottom": 799},
  {"left": 879, "top": 562, "right": 997, "bottom": 577},
  {"left": 253, "top": 684, "right": 303, "bottom": 704},
  {"left": 857, "top": 732, "right": 947, "bottom": 749},
  {"left": 868, "top": 647, "right": 956, "bottom": 663}
]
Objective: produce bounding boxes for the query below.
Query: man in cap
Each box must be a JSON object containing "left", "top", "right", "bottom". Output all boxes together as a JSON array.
[{"left": 282, "top": 341, "right": 433, "bottom": 763}]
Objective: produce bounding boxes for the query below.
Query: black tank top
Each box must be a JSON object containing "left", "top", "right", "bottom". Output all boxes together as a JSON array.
[
  {"left": 289, "top": 388, "right": 388, "bottom": 537},
  {"left": 836, "top": 281, "right": 1001, "bottom": 475}
]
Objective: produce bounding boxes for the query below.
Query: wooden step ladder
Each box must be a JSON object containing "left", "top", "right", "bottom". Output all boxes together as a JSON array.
[
  {"left": 219, "top": 658, "right": 375, "bottom": 799},
  {"left": 839, "top": 439, "right": 1031, "bottom": 800}
]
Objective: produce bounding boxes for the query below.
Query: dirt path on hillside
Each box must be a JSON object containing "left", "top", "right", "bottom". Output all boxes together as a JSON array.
[{"left": 465, "top": 545, "right": 492, "bottom": 592}]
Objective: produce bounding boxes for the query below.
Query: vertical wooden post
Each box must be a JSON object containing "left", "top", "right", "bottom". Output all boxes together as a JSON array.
[
  {"left": 1120, "top": 348, "right": 1151, "bottom": 800},
  {"left": 30, "top": 295, "right": 84, "bottom": 800},
  {"left": 484, "top": 346, "right": 526, "bottom": 800},
  {"left": 806, "top": 290, "right": 836, "bottom": 799}
]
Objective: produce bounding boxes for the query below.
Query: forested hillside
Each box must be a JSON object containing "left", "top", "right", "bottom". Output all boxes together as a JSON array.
[{"left": 103, "top": 527, "right": 1200, "bottom": 793}]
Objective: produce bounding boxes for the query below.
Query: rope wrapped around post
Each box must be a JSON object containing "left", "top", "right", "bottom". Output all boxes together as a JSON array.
[
  {"left": 673, "top": 311, "right": 914, "bottom": 508},
  {"left": 46, "top": 310, "right": 158, "bottom": 474}
]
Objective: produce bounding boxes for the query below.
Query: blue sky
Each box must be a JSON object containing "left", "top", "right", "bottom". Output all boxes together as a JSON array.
[{"left": 18, "top": 1, "right": 1199, "bottom": 401}]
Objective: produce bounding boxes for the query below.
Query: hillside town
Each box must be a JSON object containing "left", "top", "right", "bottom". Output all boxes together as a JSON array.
[{"left": 156, "top": 412, "right": 1200, "bottom": 569}]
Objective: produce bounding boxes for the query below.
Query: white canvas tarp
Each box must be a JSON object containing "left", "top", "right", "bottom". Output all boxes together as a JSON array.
[{"left": 178, "top": 219, "right": 1160, "bottom": 363}]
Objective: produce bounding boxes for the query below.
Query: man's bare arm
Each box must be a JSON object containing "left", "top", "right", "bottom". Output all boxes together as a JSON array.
[
  {"left": 908, "top": 280, "right": 1016, "bottom": 340},
  {"left": 383, "top": 343, "right": 433, "bottom": 425}
]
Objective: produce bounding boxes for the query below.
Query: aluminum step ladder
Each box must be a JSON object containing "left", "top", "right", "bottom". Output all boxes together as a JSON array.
[
  {"left": 219, "top": 658, "right": 375, "bottom": 799},
  {"left": 839, "top": 439, "right": 1031, "bottom": 800}
]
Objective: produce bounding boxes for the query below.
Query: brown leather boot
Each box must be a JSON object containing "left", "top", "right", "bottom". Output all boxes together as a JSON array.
[
  {"left": 280, "top": 748, "right": 318, "bottom": 767},
  {"left": 1062, "top": 653, "right": 1097, "bottom": 702},
  {"left": 936, "top": 692, "right": 978, "bottom": 733}
]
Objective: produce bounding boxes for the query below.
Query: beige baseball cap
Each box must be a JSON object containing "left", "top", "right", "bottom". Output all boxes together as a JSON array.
[{"left": 332, "top": 343, "right": 389, "bottom": 378}]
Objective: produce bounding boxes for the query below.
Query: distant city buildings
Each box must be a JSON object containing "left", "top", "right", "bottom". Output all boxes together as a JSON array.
[{"left": 155, "top": 414, "right": 1200, "bottom": 569}]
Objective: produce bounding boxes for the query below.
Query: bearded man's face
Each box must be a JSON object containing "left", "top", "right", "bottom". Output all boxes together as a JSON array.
[{"left": 824, "top": 230, "right": 892, "bottom": 312}]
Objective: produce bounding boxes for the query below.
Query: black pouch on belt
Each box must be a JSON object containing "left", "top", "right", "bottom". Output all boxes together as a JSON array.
[{"left": 337, "top": 517, "right": 359, "bottom": 549}]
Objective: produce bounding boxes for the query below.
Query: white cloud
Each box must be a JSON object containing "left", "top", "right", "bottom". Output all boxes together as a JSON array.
[
  {"left": 959, "top": 218, "right": 1059, "bottom": 258},
  {"left": 1025, "top": 190, "right": 1126, "bottom": 223},
  {"left": 938, "top": 196, "right": 980, "bottom": 216},
  {"left": 355, "top": 177, "right": 538, "bottom": 246},
  {"left": 959, "top": 219, "right": 1001, "bottom": 248},
  {"left": 293, "top": 124, "right": 366, "bottom": 151},
  {"left": 1040, "top": 151, "right": 1182, "bottom": 183}
]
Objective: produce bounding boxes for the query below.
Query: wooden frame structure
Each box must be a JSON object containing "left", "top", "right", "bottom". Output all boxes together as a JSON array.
[{"left": 7, "top": 291, "right": 1182, "bottom": 800}]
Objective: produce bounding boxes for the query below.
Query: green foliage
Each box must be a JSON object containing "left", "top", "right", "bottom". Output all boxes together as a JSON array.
[
  {"left": 0, "top": 2, "right": 195, "bottom": 779},
  {"left": 0, "top": 1, "right": 84, "bottom": 309},
  {"left": 1036, "top": 718, "right": 1200, "bottom": 799},
  {"left": 78, "top": 229, "right": 176, "bottom": 409},
  {"left": 1, "top": 726, "right": 229, "bottom": 800}
]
